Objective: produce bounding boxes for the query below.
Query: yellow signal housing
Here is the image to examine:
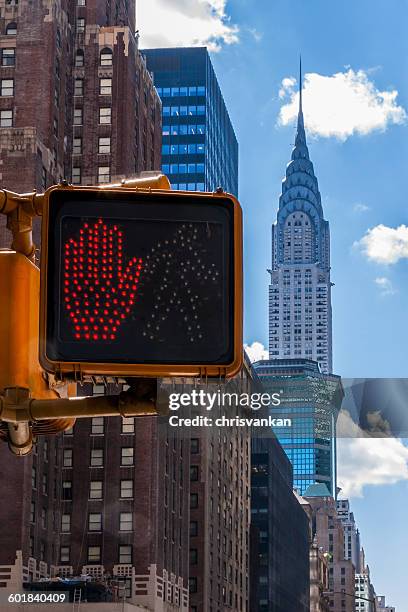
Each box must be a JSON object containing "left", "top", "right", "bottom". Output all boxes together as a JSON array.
[{"left": 0, "top": 250, "right": 57, "bottom": 399}]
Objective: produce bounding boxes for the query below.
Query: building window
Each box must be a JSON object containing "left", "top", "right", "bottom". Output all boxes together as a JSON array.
[
  {"left": 63, "top": 449, "right": 73, "bottom": 467},
  {"left": 119, "top": 545, "right": 132, "bottom": 564},
  {"left": 100, "top": 47, "right": 113, "bottom": 66},
  {"left": 0, "top": 109, "right": 13, "bottom": 127},
  {"left": 121, "top": 417, "right": 134, "bottom": 434},
  {"left": 189, "top": 577, "right": 197, "bottom": 594},
  {"left": 91, "top": 416, "right": 104, "bottom": 435},
  {"left": 100, "top": 77, "right": 112, "bottom": 95},
  {"left": 121, "top": 447, "right": 134, "bottom": 466},
  {"left": 98, "top": 166, "right": 110, "bottom": 183},
  {"left": 88, "top": 546, "right": 101, "bottom": 562},
  {"left": 62, "top": 480, "right": 72, "bottom": 500},
  {"left": 190, "top": 493, "right": 198, "bottom": 508},
  {"left": 42, "top": 474, "right": 48, "bottom": 495},
  {"left": 73, "top": 137, "right": 82, "bottom": 155},
  {"left": 190, "top": 549, "right": 198, "bottom": 565},
  {"left": 30, "top": 501, "right": 35, "bottom": 523},
  {"left": 74, "top": 78, "right": 83, "bottom": 96},
  {"left": 75, "top": 49, "right": 84, "bottom": 67},
  {"left": 1, "top": 48, "right": 15, "bottom": 66},
  {"left": 76, "top": 18, "right": 85, "bottom": 33},
  {"left": 119, "top": 512, "right": 132, "bottom": 532},
  {"left": 90, "top": 448, "right": 104, "bottom": 467},
  {"left": 6, "top": 22, "right": 17, "bottom": 36},
  {"left": 88, "top": 512, "right": 102, "bottom": 532},
  {"left": 98, "top": 136, "right": 111, "bottom": 154},
  {"left": 61, "top": 513, "right": 71, "bottom": 533},
  {"left": 1, "top": 79, "right": 14, "bottom": 97},
  {"left": 120, "top": 480, "right": 133, "bottom": 499},
  {"left": 77, "top": 0, "right": 86, "bottom": 5},
  {"left": 99, "top": 107, "right": 111, "bottom": 124},
  {"left": 190, "top": 521, "right": 198, "bottom": 536},
  {"left": 32, "top": 466, "right": 37, "bottom": 488},
  {"left": 60, "top": 546, "right": 70, "bottom": 563},
  {"left": 89, "top": 480, "right": 103, "bottom": 499},
  {"left": 190, "top": 466, "right": 199, "bottom": 481},
  {"left": 73, "top": 108, "right": 82, "bottom": 125},
  {"left": 72, "top": 167, "right": 81, "bottom": 185}
]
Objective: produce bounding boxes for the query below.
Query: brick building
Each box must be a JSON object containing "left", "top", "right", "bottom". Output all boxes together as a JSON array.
[
  {"left": 0, "top": 0, "right": 161, "bottom": 247},
  {"left": 303, "top": 484, "right": 355, "bottom": 612},
  {"left": 0, "top": 0, "right": 163, "bottom": 602},
  {"left": 188, "top": 358, "right": 255, "bottom": 612}
]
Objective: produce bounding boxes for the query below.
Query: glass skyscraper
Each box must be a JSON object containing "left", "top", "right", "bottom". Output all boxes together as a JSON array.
[
  {"left": 254, "top": 358, "right": 343, "bottom": 496},
  {"left": 142, "top": 47, "right": 238, "bottom": 196}
]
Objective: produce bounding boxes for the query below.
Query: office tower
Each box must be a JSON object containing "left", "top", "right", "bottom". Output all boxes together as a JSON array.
[
  {"left": 0, "top": 1, "right": 163, "bottom": 601},
  {"left": 143, "top": 47, "right": 238, "bottom": 196},
  {"left": 188, "top": 360, "right": 253, "bottom": 612},
  {"left": 250, "top": 436, "right": 310, "bottom": 612},
  {"left": 269, "top": 63, "right": 332, "bottom": 373},
  {"left": 336, "top": 499, "right": 361, "bottom": 572},
  {"left": 303, "top": 484, "right": 355, "bottom": 612},
  {"left": 254, "top": 358, "right": 343, "bottom": 496},
  {"left": 55, "top": 397, "right": 190, "bottom": 610}
]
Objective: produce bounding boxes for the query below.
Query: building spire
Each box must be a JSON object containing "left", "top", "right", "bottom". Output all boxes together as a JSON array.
[
  {"left": 295, "top": 54, "right": 306, "bottom": 149},
  {"left": 299, "top": 54, "right": 303, "bottom": 115}
]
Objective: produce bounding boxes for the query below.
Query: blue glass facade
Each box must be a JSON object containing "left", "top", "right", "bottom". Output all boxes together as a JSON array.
[
  {"left": 254, "top": 358, "right": 343, "bottom": 496},
  {"left": 142, "top": 47, "right": 238, "bottom": 196}
]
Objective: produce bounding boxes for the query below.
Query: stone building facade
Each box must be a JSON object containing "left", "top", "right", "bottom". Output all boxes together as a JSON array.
[
  {"left": 0, "top": 0, "right": 161, "bottom": 248},
  {"left": 303, "top": 484, "right": 355, "bottom": 612}
]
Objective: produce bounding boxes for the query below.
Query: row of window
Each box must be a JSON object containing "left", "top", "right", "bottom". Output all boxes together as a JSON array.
[
  {"left": 156, "top": 86, "right": 206, "bottom": 98},
  {"left": 162, "top": 143, "right": 205, "bottom": 155},
  {"left": 170, "top": 183, "right": 205, "bottom": 192},
  {"left": 74, "top": 47, "right": 112, "bottom": 68},
  {"left": 60, "top": 544, "right": 131, "bottom": 565},
  {"left": 72, "top": 166, "right": 110, "bottom": 185},
  {"left": 73, "top": 106, "right": 112, "bottom": 125},
  {"left": 163, "top": 105, "right": 205, "bottom": 117},
  {"left": 61, "top": 448, "right": 134, "bottom": 482},
  {"left": 73, "top": 136, "right": 111, "bottom": 155},
  {"left": 61, "top": 511, "right": 133, "bottom": 533},
  {"left": 162, "top": 163, "right": 205, "bottom": 175},
  {"left": 64, "top": 417, "right": 134, "bottom": 436},
  {"left": 74, "top": 77, "right": 112, "bottom": 96},
  {"left": 163, "top": 124, "right": 205, "bottom": 136}
]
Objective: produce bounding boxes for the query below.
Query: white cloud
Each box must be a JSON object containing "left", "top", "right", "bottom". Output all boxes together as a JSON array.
[
  {"left": 278, "top": 68, "right": 406, "bottom": 140},
  {"left": 244, "top": 341, "right": 268, "bottom": 363},
  {"left": 279, "top": 77, "right": 296, "bottom": 99},
  {"left": 355, "top": 224, "right": 408, "bottom": 264},
  {"left": 137, "top": 0, "right": 239, "bottom": 51},
  {"left": 337, "top": 411, "right": 408, "bottom": 497},
  {"left": 353, "top": 203, "right": 370, "bottom": 214},
  {"left": 375, "top": 276, "right": 397, "bottom": 296}
]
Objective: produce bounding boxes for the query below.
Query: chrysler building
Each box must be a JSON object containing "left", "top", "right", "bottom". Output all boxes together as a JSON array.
[{"left": 269, "top": 64, "right": 333, "bottom": 373}]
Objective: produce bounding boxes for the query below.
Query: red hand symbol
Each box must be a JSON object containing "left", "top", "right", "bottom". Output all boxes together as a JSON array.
[{"left": 63, "top": 218, "right": 143, "bottom": 341}]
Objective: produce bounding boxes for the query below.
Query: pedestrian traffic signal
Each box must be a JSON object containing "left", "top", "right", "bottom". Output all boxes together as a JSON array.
[{"left": 39, "top": 184, "right": 243, "bottom": 378}]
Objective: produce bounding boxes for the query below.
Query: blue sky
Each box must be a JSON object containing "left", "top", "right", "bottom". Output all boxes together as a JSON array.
[{"left": 139, "top": 1, "right": 408, "bottom": 607}]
